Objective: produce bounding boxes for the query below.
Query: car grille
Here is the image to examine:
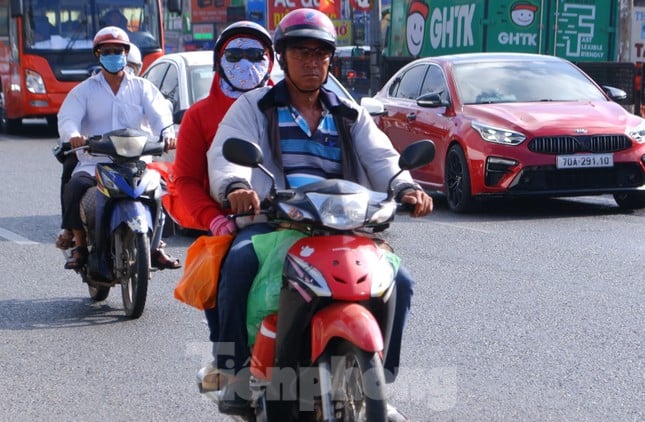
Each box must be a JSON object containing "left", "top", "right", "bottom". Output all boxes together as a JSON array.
[
  {"left": 510, "top": 163, "right": 644, "bottom": 192},
  {"left": 528, "top": 135, "right": 632, "bottom": 154}
]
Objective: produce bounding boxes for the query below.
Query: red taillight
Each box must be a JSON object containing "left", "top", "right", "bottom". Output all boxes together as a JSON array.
[{"left": 346, "top": 70, "right": 355, "bottom": 80}]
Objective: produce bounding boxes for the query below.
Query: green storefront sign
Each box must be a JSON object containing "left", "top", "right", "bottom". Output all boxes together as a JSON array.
[{"left": 385, "top": 0, "right": 617, "bottom": 62}]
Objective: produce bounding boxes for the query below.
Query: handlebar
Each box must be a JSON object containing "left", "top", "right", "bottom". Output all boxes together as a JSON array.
[{"left": 396, "top": 202, "right": 415, "bottom": 214}]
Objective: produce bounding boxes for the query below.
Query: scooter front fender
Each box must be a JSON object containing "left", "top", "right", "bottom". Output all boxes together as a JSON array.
[
  {"left": 110, "top": 201, "right": 153, "bottom": 234},
  {"left": 310, "top": 302, "right": 384, "bottom": 362}
]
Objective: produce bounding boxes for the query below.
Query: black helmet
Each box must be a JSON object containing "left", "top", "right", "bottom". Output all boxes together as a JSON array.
[
  {"left": 213, "top": 21, "right": 273, "bottom": 72},
  {"left": 273, "top": 8, "right": 337, "bottom": 55}
]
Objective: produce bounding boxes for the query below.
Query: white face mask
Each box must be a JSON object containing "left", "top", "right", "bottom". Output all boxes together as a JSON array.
[{"left": 219, "top": 37, "right": 270, "bottom": 98}]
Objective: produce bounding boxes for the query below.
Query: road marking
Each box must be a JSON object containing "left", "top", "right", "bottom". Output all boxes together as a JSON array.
[
  {"left": 432, "top": 221, "right": 492, "bottom": 233},
  {"left": 0, "top": 227, "right": 39, "bottom": 245}
]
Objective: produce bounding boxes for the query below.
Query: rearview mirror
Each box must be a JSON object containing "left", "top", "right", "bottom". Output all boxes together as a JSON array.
[
  {"left": 173, "top": 110, "right": 185, "bottom": 125},
  {"left": 399, "top": 139, "right": 436, "bottom": 170},
  {"left": 222, "top": 138, "right": 263, "bottom": 168}
]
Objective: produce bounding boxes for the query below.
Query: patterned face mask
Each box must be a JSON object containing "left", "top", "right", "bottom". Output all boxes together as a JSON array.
[{"left": 219, "top": 37, "right": 270, "bottom": 98}]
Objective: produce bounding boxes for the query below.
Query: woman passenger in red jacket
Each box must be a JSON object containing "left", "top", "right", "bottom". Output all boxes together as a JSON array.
[{"left": 167, "top": 21, "right": 274, "bottom": 235}]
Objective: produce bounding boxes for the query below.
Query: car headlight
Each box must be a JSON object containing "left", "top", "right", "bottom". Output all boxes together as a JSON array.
[
  {"left": 306, "top": 192, "right": 368, "bottom": 230},
  {"left": 25, "top": 69, "right": 46, "bottom": 94},
  {"left": 627, "top": 119, "right": 645, "bottom": 143},
  {"left": 472, "top": 121, "right": 526, "bottom": 145}
]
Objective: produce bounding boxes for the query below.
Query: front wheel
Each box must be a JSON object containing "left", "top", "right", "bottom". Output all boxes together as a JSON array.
[
  {"left": 445, "top": 144, "right": 475, "bottom": 213},
  {"left": 320, "top": 341, "right": 387, "bottom": 421},
  {"left": 88, "top": 285, "right": 110, "bottom": 301},
  {"left": 118, "top": 230, "right": 150, "bottom": 319}
]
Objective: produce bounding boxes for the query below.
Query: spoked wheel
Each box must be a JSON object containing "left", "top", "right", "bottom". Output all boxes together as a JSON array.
[
  {"left": 445, "top": 144, "right": 475, "bottom": 213},
  {"left": 319, "top": 341, "right": 387, "bottom": 422},
  {"left": 118, "top": 229, "right": 150, "bottom": 319}
]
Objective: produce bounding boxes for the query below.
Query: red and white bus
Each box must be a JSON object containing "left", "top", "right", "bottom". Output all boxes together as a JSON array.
[{"left": 0, "top": 0, "right": 180, "bottom": 133}]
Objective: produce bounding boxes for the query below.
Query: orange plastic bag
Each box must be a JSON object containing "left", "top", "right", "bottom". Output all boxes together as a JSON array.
[{"left": 173, "top": 234, "right": 234, "bottom": 310}]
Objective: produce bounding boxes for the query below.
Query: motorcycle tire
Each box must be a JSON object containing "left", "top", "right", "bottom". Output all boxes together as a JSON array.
[
  {"left": 322, "top": 340, "right": 387, "bottom": 421},
  {"left": 88, "top": 284, "right": 110, "bottom": 301},
  {"left": 119, "top": 229, "right": 150, "bottom": 319}
]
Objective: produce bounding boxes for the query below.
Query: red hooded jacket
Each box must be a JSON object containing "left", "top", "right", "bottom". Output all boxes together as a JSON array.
[{"left": 163, "top": 74, "right": 235, "bottom": 231}]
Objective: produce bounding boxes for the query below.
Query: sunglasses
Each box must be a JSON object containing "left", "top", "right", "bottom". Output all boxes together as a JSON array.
[
  {"left": 99, "top": 47, "right": 126, "bottom": 56},
  {"left": 223, "top": 48, "right": 266, "bottom": 63},
  {"left": 288, "top": 46, "right": 333, "bottom": 62}
]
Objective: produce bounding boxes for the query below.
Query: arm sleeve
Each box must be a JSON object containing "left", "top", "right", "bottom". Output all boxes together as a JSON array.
[
  {"left": 57, "top": 87, "right": 85, "bottom": 143},
  {"left": 207, "top": 95, "right": 259, "bottom": 204},
  {"left": 173, "top": 107, "right": 224, "bottom": 230},
  {"left": 141, "top": 79, "right": 175, "bottom": 137}
]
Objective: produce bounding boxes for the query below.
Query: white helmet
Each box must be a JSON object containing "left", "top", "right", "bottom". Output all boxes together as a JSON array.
[{"left": 126, "top": 44, "right": 142, "bottom": 75}]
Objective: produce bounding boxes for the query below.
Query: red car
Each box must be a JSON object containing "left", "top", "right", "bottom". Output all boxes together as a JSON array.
[{"left": 362, "top": 53, "right": 645, "bottom": 212}]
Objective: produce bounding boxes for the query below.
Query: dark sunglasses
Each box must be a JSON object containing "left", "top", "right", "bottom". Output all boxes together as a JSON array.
[
  {"left": 99, "top": 47, "right": 126, "bottom": 56},
  {"left": 223, "top": 48, "right": 265, "bottom": 63}
]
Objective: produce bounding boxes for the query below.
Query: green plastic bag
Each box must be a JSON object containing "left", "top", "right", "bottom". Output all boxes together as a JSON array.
[{"left": 246, "top": 229, "right": 306, "bottom": 345}]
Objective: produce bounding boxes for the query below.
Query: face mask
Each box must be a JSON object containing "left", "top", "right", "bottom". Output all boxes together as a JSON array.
[
  {"left": 219, "top": 37, "right": 270, "bottom": 97},
  {"left": 99, "top": 54, "right": 127, "bottom": 73}
]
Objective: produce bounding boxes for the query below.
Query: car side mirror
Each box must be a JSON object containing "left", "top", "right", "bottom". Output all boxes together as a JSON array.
[
  {"left": 602, "top": 85, "right": 627, "bottom": 102},
  {"left": 417, "top": 92, "right": 449, "bottom": 108}
]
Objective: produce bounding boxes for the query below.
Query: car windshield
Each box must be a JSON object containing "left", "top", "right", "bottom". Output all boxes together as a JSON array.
[{"left": 453, "top": 59, "right": 608, "bottom": 105}]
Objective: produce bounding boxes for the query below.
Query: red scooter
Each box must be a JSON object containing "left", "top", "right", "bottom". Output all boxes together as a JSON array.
[{"left": 215, "top": 137, "right": 435, "bottom": 421}]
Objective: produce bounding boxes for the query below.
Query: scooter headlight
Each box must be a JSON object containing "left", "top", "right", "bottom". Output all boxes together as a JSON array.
[
  {"left": 306, "top": 192, "right": 368, "bottom": 230},
  {"left": 108, "top": 134, "right": 148, "bottom": 157}
]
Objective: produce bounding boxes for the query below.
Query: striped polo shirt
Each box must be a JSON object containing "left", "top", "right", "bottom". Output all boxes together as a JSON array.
[{"left": 278, "top": 103, "right": 342, "bottom": 188}]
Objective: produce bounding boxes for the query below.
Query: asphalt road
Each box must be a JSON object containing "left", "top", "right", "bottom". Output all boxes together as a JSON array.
[{"left": 0, "top": 122, "right": 643, "bottom": 421}]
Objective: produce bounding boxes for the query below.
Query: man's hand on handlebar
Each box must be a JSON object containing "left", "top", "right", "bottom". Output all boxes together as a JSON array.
[
  {"left": 400, "top": 189, "right": 433, "bottom": 217},
  {"left": 227, "top": 189, "right": 261, "bottom": 215},
  {"left": 69, "top": 135, "right": 87, "bottom": 149}
]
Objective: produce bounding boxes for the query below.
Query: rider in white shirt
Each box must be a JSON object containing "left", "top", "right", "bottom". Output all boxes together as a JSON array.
[{"left": 58, "top": 26, "right": 179, "bottom": 271}]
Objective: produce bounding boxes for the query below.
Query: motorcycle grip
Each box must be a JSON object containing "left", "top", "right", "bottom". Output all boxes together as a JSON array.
[{"left": 396, "top": 202, "right": 415, "bottom": 214}]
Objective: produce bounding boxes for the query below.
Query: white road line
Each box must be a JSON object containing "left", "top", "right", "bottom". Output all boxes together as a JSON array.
[
  {"left": 432, "top": 221, "right": 492, "bottom": 234},
  {"left": 0, "top": 227, "right": 39, "bottom": 245}
]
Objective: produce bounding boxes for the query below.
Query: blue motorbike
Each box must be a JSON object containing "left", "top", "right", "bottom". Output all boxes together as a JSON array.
[{"left": 68, "top": 128, "right": 165, "bottom": 318}]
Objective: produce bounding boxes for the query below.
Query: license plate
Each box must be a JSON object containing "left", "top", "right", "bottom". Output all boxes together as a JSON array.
[{"left": 556, "top": 153, "right": 614, "bottom": 169}]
